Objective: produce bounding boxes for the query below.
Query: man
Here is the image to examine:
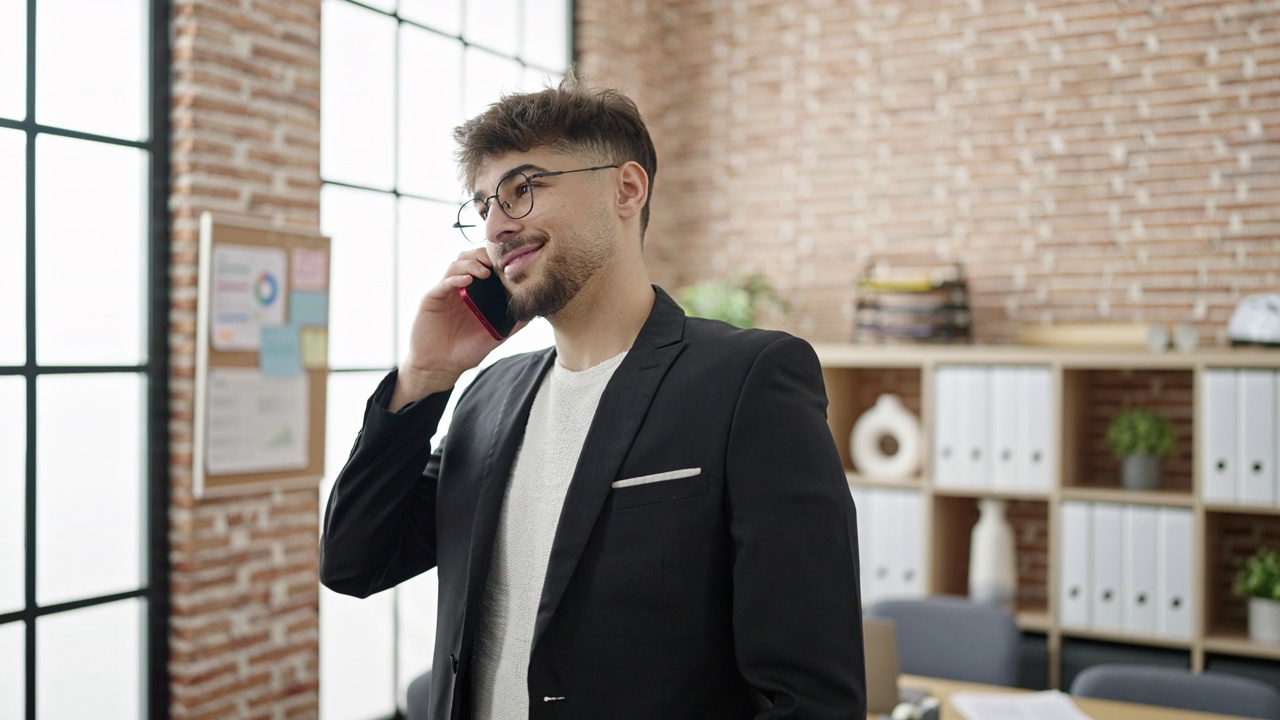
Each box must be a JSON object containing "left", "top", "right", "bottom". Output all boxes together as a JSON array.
[{"left": 320, "top": 75, "right": 865, "bottom": 719}]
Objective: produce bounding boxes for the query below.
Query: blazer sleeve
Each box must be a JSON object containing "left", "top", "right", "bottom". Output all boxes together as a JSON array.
[
  {"left": 319, "top": 369, "right": 453, "bottom": 598},
  {"left": 725, "top": 335, "right": 867, "bottom": 719}
]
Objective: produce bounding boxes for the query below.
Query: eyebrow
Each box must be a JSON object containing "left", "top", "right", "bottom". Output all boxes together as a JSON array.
[{"left": 471, "top": 163, "right": 550, "bottom": 202}]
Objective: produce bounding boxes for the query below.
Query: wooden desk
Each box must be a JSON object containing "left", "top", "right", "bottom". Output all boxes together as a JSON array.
[{"left": 898, "top": 674, "right": 1257, "bottom": 720}]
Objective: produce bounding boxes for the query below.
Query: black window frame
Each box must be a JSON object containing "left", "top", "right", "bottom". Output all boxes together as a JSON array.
[{"left": 0, "top": 1, "right": 170, "bottom": 718}]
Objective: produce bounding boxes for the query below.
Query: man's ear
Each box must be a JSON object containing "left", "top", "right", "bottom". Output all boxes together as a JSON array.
[{"left": 615, "top": 161, "right": 648, "bottom": 221}]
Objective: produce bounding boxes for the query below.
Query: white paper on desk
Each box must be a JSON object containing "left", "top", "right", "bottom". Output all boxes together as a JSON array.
[{"left": 950, "top": 690, "right": 1094, "bottom": 720}]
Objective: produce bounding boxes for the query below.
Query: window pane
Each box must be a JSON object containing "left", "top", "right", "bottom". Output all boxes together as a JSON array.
[
  {"left": 321, "top": 185, "right": 396, "bottom": 369},
  {"left": 463, "top": 48, "right": 522, "bottom": 120},
  {"left": 396, "top": 569, "right": 437, "bottom": 710},
  {"left": 0, "top": 128, "right": 24, "bottom": 366},
  {"left": 522, "top": 0, "right": 569, "bottom": 72},
  {"left": 396, "top": 197, "right": 468, "bottom": 359},
  {"left": 37, "top": 599, "right": 144, "bottom": 720},
  {"left": 400, "top": 0, "right": 461, "bottom": 35},
  {"left": 399, "top": 25, "right": 464, "bottom": 200},
  {"left": 0, "top": 1, "right": 25, "bottom": 121},
  {"left": 35, "top": 135, "right": 147, "bottom": 366},
  {"left": 0, "top": 621, "right": 22, "bottom": 720},
  {"left": 519, "top": 67, "right": 560, "bottom": 95},
  {"left": 320, "top": 0, "right": 395, "bottom": 189},
  {"left": 36, "top": 373, "right": 144, "bottom": 606},
  {"left": 463, "top": 0, "right": 517, "bottom": 53},
  {"left": 35, "top": 0, "right": 148, "bottom": 141},
  {"left": 320, "top": 370, "right": 386, "bottom": 505},
  {"left": 0, "top": 377, "right": 24, "bottom": 615},
  {"left": 320, "top": 588, "right": 394, "bottom": 720},
  {"left": 319, "top": 372, "right": 396, "bottom": 720}
]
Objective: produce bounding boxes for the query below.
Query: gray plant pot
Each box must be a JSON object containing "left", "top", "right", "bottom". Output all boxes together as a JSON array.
[{"left": 1121, "top": 453, "right": 1162, "bottom": 490}]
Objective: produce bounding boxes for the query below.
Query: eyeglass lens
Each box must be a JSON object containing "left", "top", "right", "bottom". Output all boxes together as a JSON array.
[{"left": 456, "top": 173, "right": 534, "bottom": 243}]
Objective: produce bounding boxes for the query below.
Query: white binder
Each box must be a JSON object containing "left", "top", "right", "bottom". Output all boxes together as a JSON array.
[
  {"left": 868, "top": 488, "right": 898, "bottom": 603},
  {"left": 933, "top": 366, "right": 962, "bottom": 488},
  {"left": 1201, "top": 369, "right": 1238, "bottom": 504},
  {"left": 1238, "top": 370, "right": 1277, "bottom": 506},
  {"left": 1157, "top": 507, "right": 1194, "bottom": 639},
  {"left": 849, "top": 485, "right": 873, "bottom": 605},
  {"left": 894, "top": 490, "right": 926, "bottom": 598},
  {"left": 1122, "top": 505, "right": 1159, "bottom": 636},
  {"left": 959, "top": 366, "right": 992, "bottom": 488},
  {"left": 1019, "top": 366, "right": 1054, "bottom": 492},
  {"left": 1059, "top": 501, "right": 1092, "bottom": 629},
  {"left": 1091, "top": 503, "right": 1124, "bottom": 632},
  {"left": 990, "top": 366, "right": 1020, "bottom": 490}
]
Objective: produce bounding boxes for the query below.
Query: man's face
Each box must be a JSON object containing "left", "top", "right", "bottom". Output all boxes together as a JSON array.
[{"left": 469, "top": 148, "right": 618, "bottom": 322}]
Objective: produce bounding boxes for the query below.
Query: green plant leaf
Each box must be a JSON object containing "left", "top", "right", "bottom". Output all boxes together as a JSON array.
[{"left": 1105, "top": 407, "right": 1177, "bottom": 459}]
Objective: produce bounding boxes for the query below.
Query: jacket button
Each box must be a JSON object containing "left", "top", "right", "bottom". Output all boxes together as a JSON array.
[{"left": 450, "top": 653, "right": 459, "bottom": 673}]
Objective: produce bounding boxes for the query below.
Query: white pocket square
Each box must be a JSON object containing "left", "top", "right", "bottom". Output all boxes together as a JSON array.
[{"left": 611, "top": 467, "right": 702, "bottom": 489}]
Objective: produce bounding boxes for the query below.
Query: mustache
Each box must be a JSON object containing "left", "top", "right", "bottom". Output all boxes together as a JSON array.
[{"left": 495, "top": 232, "right": 549, "bottom": 263}]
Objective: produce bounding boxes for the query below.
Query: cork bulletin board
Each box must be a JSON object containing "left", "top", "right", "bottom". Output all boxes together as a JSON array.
[{"left": 193, "top": 212, "right": 331, "bottom": 498}]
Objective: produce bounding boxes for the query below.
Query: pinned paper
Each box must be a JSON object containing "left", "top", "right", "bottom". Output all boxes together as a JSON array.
[
  {"left": 300, "top": 328, "right": 328, "bottom": 369},
  {"left": 291, "top": 248, "right": 328, "bottom": 291},
  {"left": 211, "top": 244, "right": 288, "bottom": 351},
  {"left": 260, "top": 325, "right": 302, "bottom": 376},
  {"left": 290, "top": 291, "right": 328, "bottom": 327}
]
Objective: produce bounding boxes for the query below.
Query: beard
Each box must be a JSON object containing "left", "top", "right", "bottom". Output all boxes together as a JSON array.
[{"left": 504, "top": 222, "right": 615, "bottom": 322}]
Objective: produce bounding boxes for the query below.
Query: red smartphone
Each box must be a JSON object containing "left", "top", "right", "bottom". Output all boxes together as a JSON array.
[{"left": 459, "top": 268, "right": 517, "bottom": 341}]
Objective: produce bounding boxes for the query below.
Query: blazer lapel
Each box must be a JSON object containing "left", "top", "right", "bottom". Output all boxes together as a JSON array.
[
  {"left": 460, "top": 348, "right": 555, "bottom": 655},
  {"left": 532, "top": 287, "right": 688, "bottom": 645}
]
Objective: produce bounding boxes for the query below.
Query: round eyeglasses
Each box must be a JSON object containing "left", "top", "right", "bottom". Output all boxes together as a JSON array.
[{"left": 452, "top": 164, "right": 618, "bottom": 243}]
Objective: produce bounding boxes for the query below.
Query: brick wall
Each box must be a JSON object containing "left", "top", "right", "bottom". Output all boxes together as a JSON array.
[
  {"left": 573, "top": 0, "right": 678, "bottom": 278},
  {"left": 580, "top": 0, "right": 1280, "bottom": 345},
  {"left": 169, "top": 0, "right": 323, "bottom": 717}
]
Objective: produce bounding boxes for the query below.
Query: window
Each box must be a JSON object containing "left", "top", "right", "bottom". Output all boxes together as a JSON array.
[
  {"left": 318, "top": 1, "right": 570, "bottom": 717},
  {"left": 0, "top": 1, "right": 169, "bottom": 718}
]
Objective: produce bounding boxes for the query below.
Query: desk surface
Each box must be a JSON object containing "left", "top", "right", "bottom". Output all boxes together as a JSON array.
[{"left": 899, "top": 674, "right": 1257, "bottom": 720}]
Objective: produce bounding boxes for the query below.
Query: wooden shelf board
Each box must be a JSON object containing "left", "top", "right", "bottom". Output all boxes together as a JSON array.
[
  {"left": 845, "top": 472, "right": 925, "bottom": 490},
  {"left": 811, "top": 342, "right": 1280, "bottom": 369},
  {"left": 1061, "top": 487, "right": 1195, "bottom": 507},
  {"left": 1204, "top": 503, "right": 1280, "bottom": 517},
  {"left": 1203, "top": 632, "right": 1280, "bottom": 660},
  {"left": 931, "top": 487, "right": 1051, "bottom": 502},
  {"left": 1017, "top": 610, "right": 1052, "bottom": 632},
  {"left": 1059, "top": 627, "right": 1194, "bottom": 650}
]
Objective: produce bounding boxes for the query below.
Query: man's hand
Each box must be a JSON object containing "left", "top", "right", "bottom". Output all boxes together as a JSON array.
[{"left": 390, "top": 247, "right": 515, "bottom": 411}]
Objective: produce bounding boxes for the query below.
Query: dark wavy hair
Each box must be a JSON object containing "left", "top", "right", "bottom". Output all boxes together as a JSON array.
[{"left": 453, "top": 71, "right": 658, "bottom": 238}]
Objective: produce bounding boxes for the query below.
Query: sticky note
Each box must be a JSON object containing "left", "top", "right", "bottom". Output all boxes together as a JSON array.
[
  {"left": 290, "top": 291, "right": 328, "bottom": 327},
  {"left": 301, "top": 328, "right": 329, "bottom": 370},
  {"left": 291, "top": 248, "right": 328, "bottom": 291},
  {"left": 260, "top": 324, "right": 302, "bottom": 376}
]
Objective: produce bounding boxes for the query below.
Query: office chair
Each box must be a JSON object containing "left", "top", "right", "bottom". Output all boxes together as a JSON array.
[
  {"left": 1070, "top": 663, "right": 1280, "bottom": 720},
  {"left": 864, "top": 595, "right": 1021, "bottom": 686},
  {"left": 405, "top": 669, "right": 431, "bottom": 720}
]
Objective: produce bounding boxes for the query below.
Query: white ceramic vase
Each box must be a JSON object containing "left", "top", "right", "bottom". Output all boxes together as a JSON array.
[
  {"left": 1249, "top": 597, "right": 1280, "bottom": 644},
  {"left": 969, "top": 498, "right": 1017, "bottom": 608}
]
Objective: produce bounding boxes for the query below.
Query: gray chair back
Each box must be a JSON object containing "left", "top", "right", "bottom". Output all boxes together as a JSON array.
[
  {"left": 1070, "top": 663, "right": 1280, "bottom": 720},
  {"left": 405, "top": 669, "right": 431, "bottom": 720},
  {"left": 864, "top": 596, "right": 1020, "bottom": 686}
]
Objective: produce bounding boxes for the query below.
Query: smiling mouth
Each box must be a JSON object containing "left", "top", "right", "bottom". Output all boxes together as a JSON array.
[{"left": 500, "top": 243, "right": 543, "bottom": 277}]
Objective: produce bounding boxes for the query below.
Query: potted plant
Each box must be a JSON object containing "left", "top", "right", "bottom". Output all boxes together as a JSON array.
[
  {"left": 1105, "top": 407, "right": 1176, "bottom": 490},
  {"left": 676, "top": 272, "right": 789, "bottom": 329},
  {"left": 1235, "top": 547, "right": 1280, "bottom": 644}
]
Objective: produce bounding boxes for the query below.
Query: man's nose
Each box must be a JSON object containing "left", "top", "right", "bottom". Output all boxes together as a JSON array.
[{"left": 485, "top": 204, "right": 523, "bottom": 244}]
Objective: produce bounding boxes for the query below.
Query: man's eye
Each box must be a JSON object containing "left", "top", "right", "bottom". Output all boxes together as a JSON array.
[{"left": 515, "top": 182, "right": 533, "bottom": 197}]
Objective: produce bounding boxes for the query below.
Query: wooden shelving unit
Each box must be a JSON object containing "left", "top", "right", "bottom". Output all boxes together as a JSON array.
[{"left": 815, "top": 343, "right": 1280, "bottom": 688}]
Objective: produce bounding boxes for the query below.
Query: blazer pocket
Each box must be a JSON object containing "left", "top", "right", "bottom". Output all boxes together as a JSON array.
[{"left": 606, "top": 468, "right": 708, "bottom": 512}]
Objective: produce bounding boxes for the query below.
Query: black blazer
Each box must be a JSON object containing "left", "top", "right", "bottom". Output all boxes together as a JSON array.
[{"left": 320, "top": 287, "right": 866, "bottom": 719}]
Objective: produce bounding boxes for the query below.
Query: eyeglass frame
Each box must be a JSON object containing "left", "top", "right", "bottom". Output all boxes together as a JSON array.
[{"left": 452, "top": 164, "right": 619, "bottom": 242}]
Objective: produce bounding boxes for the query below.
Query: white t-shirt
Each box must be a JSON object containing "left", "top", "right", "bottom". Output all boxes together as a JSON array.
[{"left": 471, "top": 351, "right": 627, "bottom": 719}]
